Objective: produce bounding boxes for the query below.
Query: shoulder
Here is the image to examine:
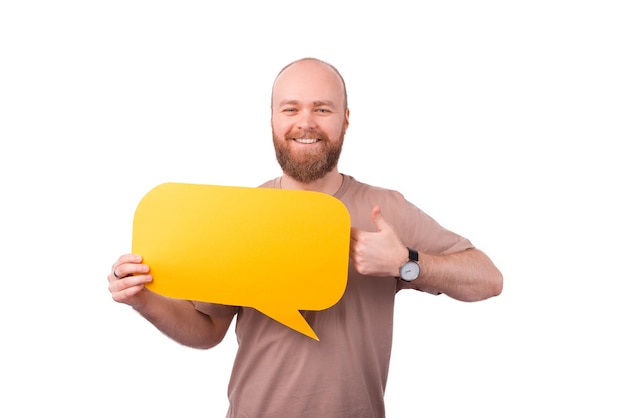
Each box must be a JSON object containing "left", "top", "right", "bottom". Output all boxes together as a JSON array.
[
  {"left": 257, "top": 178, "right": 280, "bottom": 189},
  {"left": 339, "top": 175, "right": 417, "bottom": 227},
  {"left": 340, "top": 175, "right": 409, "bottom": 205}
]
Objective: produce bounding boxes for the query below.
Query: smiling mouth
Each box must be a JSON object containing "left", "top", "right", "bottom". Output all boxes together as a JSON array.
[{"left": 293, "top": 138, "right": 320, "bottom": 144}]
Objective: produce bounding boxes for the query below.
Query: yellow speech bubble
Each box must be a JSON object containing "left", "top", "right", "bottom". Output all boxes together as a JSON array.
[{"left": 131, "top": 183, "right": 351, "bottom": 340}]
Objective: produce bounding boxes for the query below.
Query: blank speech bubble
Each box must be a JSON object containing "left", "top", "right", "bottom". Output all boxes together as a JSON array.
[{"left": 131, "top": 183, "right": 351, "bottom": 340}]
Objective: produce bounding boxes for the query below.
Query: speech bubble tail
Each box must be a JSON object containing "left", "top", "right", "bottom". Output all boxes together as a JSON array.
[{"left": 256, "top": 306, "right": 320, "bottom": 341}]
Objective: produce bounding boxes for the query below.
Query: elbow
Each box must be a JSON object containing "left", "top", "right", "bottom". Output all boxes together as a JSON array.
[
  {"left": 190, "top": 342, "right": 220, "bottom": 350},
  {"left": 490, "top": 269, "right": 504, "bottom": 297},
  {"left": 483, "top": 267, "right": 503, "bottom": 300},
  {"left": 463, "top": 268, "right": 503, "bottom": 303},
  {"left": 464, "top": 249, "right": 503, "bottom": 301},
  {"left": 185, "top": 335, "right": 225, "bottom": 350},
  {"left": 476, "top": 252, "right": 503, "bottom": 300}
]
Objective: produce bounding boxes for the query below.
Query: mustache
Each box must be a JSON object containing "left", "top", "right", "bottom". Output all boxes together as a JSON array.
[{"left": 287, "top": 130, "right": 330, "bottom": 141}]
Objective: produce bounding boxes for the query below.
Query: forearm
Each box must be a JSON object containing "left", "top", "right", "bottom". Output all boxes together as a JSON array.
[
  {"left": 134, "top": 291, "right": 231, "bottom": 349},
  {"left": 410, "top": 248, "right": 503, "bottom": 302}
]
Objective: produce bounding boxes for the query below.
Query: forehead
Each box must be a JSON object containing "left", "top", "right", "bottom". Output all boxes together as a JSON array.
[{"left": 272, "top": 61, "right": 345, "bottom": 107}]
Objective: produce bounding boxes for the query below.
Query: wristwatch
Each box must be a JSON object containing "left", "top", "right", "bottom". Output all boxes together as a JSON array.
[{"left": 398, "top": 247, "right": 420, "bottom": 281}]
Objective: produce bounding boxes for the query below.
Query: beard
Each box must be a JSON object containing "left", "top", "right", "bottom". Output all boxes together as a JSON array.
[{"left": 272, "top": 128, "right": 344, "bottom": 184}]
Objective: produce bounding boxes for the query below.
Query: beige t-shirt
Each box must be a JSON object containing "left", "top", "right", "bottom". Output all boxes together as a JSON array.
[{"left": 195, "top": 175, "right": 473, "bottom": 418}]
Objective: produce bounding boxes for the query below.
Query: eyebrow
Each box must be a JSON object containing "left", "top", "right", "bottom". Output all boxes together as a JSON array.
[{"left": 278, "top": 100, "right": 337, "bottom": 108}]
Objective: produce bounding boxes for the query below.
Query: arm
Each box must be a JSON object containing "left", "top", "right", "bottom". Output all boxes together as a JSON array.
[
  {"left": 350, "top": 206, "right": 502, "bottom": 302},
  {"left": 406, "top": 248, "right": 502, "bottom": 302},
  {"left": 108, "top": 254, "right": 235, "bottom": 349}
]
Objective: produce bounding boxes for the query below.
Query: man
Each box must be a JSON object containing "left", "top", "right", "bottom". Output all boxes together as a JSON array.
[{"left": 108, "top": 57, "right": 503, "bottom": 417}]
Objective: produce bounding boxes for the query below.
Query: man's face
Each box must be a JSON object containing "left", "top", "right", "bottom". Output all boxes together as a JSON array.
[{"left": 271, "top": 60, "right": 349, "bottom": 184}]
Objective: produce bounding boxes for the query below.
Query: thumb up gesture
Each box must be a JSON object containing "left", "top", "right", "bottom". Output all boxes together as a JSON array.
[{"left": 349, "top": 206, "right": 408, "bottom": 277}]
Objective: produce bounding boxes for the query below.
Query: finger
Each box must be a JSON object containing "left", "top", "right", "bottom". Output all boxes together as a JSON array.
[
  {"left": 112, "top": 285, "right": 144, "bottom": 303},
  {"left": 111, "top": 254, "right": 145, "bottom": 278},
  {"left": 118, "top": 263, "right": 150, "bottom": 280},
  {"left": 112, "top": 254, "right": 143, "bottom": 270},
  {"left": 370, "top": 205, "right": 386, "bottom": 232},
  {"left": 109, "top": 272, "right": 152, "bottom": 293},
  {"left": 111, "top": 265, "right": 128, "bottom": 280},
  {"left": 109, "top": 275, "right": 152, "bottom": 304}
]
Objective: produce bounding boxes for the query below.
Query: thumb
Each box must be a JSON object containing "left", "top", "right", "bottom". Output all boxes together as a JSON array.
[{"left": 371, "top": 205, "right": 387, "bottom": 232}]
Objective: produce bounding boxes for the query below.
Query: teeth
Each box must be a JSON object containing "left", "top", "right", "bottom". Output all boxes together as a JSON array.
[{"left": 295, "top": 138, "right": 318, "bottom": 144}]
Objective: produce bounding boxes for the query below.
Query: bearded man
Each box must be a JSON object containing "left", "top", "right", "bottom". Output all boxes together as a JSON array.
[{"left": 108, "top": 57, "right": 503, "bottom": 418}]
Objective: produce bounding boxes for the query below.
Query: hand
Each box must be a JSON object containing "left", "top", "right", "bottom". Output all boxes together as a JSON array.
[
  {"left": 108, "top": 254, "right": 152, "bottom": 309},
  {"left": 349, "top": 206, "right": 407, "bottom": 277}
]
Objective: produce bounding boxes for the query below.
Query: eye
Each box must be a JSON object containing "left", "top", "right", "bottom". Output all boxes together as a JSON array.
[{"left": 316, "top": 108, "right": 331, "bottom": 113}]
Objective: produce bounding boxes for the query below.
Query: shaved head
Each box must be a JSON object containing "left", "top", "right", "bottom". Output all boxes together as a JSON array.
[{"left": 272, "top": 58, "right": 348, "bottom": 111}]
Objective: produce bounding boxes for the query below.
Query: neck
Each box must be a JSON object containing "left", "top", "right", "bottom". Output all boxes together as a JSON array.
[{"left": 280, "top": 169, "right": 343, "bottom": 195}]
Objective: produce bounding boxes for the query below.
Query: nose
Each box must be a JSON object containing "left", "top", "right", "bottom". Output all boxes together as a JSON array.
[{"left": 295, "top": 110, "right": 317, "bottom": 130}]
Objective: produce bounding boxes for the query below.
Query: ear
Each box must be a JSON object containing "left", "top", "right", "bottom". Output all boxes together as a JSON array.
[{"left": 344, "top": 108, "right": 350, "bottom": 130}]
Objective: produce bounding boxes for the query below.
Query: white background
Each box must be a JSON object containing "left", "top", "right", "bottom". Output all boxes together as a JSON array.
[{"left": 1, "top": 1, "right": 624, "bottom": 417}]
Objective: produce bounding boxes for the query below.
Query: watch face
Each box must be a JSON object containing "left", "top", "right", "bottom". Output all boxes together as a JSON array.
[{"left": 400, "top": 260, "right": 420, "bottom": 281}]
